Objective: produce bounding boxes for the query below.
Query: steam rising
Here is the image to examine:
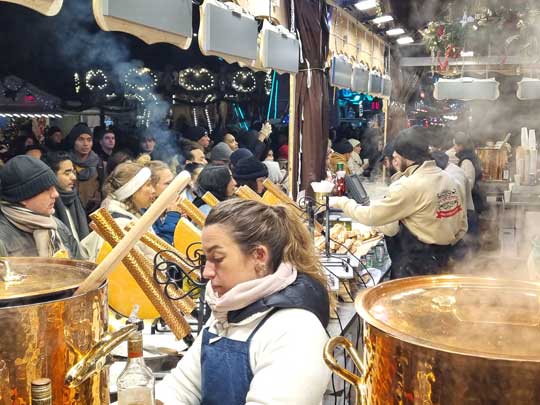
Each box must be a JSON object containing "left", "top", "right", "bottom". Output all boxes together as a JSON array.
[{"left": 51, "top": 0, "right": 172, "bottom": 143}]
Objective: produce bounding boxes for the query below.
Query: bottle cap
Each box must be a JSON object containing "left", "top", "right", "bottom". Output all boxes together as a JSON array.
[{"left": 31, "top": 378, "right": 51, "bottom": 400}]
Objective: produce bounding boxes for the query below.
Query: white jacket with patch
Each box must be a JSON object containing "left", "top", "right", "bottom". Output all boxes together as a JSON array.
[{"left": 334, "top": 160, "right": 468, "bottom": 245}]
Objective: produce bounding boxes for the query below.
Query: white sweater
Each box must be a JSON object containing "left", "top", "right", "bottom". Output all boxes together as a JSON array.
[
  {"left": 80, "top": 198, "right": 156, "bottom": 262},
  {"left": 155, "top": 309, "right": 331, "bottom": 405}
]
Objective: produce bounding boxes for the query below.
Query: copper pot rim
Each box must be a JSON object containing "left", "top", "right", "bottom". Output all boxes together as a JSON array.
[
  {"left": 356, "top": 274, "right": 540, "bottom": 363},
  {"left": 0, "top": 257, "right": 105, "bottom": 307}
]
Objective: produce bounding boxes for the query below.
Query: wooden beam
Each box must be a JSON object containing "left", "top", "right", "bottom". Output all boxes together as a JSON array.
[{"left": 288, "top": 73, "right": 297, "bottom": 197}]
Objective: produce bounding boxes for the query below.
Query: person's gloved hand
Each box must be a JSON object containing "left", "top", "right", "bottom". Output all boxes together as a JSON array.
[
  {"left": 328, "top": 196, "right": 349, "bottom": 209},
  {"left": 258, "top": 122, "right": 272, "bottom": 141}
]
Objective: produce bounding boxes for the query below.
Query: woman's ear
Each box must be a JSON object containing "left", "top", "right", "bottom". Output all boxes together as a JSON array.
[
  {"left": 252, "top": 245, "right": 270, "bottom": 275},
  {"left": 252, "top": 245, "right": 269, "bottom": 263}
]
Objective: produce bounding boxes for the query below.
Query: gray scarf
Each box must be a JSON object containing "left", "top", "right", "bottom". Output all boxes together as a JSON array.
[
  {"left": 69, "top": 150, "right": 100, "bottom": 181},
  {"left": 0, "top": 202, "right": 65, "bottom": 257}
]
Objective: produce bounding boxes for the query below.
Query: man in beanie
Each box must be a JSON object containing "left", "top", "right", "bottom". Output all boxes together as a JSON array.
[
  {"left": 229, "top": 148, "right": 253, "bottom": 172},
  {"left": 184, "top": 126, "right": 211, "bottom": 150},
  {"left": 329, "top": 139, "right": 353, "bottom": 174},
  {"left": 0, "top": 155, "right": 83, "bottom": 258},
  {"left": 330, "top": 127, "right": 467, "bottom": 279},
  {"left": 233, "top": 156, "right": 269, "bottom": 195},
  {"left": 66, "top": 123, "right": 105, "bottom": 214},
  {"left": 210, "top": 142, "right": 233, "bottom": 165}
]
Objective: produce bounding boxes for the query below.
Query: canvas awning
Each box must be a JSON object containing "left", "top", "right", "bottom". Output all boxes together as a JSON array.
[{"left": 0, "top": 0, "right": 62, "bottom": 16}]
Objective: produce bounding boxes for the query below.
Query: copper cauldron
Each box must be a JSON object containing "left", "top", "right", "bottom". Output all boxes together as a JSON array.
[
  {"left": 324, "top": 275, "right": 540, "bottom": 404},
  {"left": 0, "top": 257, "right": 109, "bottom": 404}
]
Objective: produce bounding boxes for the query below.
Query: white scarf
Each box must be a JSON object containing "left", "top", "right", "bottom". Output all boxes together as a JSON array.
[{"left": 205, "top": 262, "right": 298, "bottom": 323}]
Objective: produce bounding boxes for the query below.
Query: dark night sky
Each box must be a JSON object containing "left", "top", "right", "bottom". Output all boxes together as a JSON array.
[{"left": 0, "top": 0, "right": 221, "bottom": 99}]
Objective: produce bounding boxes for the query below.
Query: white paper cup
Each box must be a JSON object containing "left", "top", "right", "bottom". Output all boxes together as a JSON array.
[
  {"left": 509, "top": 183, "right": 515, "bottom": 192},
  {"left": 504, "top": 190, "right": 511, "bottom": 203}
]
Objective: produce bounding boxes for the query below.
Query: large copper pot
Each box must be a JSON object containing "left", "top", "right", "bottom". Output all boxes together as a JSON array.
[
  {"left": 0, "top": 257, "right": 108, "bottom": 405},
  {"left": 324, "top": 275, "right": 540, "bottom": 404}
]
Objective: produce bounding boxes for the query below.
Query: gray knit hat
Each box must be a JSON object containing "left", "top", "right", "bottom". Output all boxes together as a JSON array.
[
  {"left": 0, "top": 155, "right": 58, "bottom": 202},
  {"left": 210, "top": 142, "right": 233, "bottom": 162}
]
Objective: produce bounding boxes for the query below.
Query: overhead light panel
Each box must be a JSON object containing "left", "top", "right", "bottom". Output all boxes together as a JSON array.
[
  {"left": 372, "top": 15, "right": 393, "bottom": 24},
  {"left": 386, "top": 28, "right": 405, "bottom": 36},
  {"left": 355, "top": 0, "right": 377, "bottom": 11},
  {"left": 397, "top": 36, "right": 414, "bottom": 45}
]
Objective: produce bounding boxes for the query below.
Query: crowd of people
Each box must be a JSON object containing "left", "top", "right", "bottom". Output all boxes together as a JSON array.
[{"left": 0, "top": 121, "right": 289, "bottom": 257}]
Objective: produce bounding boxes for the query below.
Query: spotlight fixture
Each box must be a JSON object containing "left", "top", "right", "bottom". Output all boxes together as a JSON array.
[
  {"left": 372, "top": 15, "right": 393, "bottom": 24},
  {"left": 386, "top": 28, "right": 405, "bottom": 36},
  {"left": 355, "top": 0, "right": 377, "bottom": 11},
  {"left": 397, "top": 36, "right": 414, "bottom": 45}
]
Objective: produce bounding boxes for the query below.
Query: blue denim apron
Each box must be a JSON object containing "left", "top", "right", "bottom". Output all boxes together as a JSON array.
[{"left": 200, "top": 309, "right": 277, "bottom": 405}]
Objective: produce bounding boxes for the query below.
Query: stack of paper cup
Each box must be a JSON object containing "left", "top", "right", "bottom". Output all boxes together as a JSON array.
[
  {"left": 529, "top": 129, "right": 537, "bottom": 150},
  {"left": 522, "top": 127, "right": 530, "bottom": 149}
]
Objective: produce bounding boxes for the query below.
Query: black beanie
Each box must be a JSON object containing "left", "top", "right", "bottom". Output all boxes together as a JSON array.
[
  {"left": 184, "top": 126, "right": 208, "bottom": 142},
  {"left": 0, "top": 155, "right": 58, "bottom": 202},
  {"left": 333, "top": 140, "right": 353, "bottom": 155},
  {"left": 230, "top": 148, "right": 253, "bottom": 167},
  {"left": 379, "top": 142, "right": 395, "bottom": 162},
  {"left": 66, "top": 123, "right": 92, "bottom": 149},
  {"left": 431, "top": 150, "right": 450, "bottom": 170},
  {"left": 393, "top": 127, "right": 430, "bottom": 163},
  {"left": 233, "top": 157, "right": 269, "bottom": 181}
]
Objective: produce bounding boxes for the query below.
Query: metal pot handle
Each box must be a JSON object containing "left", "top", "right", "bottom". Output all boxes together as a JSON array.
[
  {"left": 323, "top": 336, "right": 366, "bottom": 403},
  {"left": 65, "top": 323, "right": 138, "bottom": 388}
]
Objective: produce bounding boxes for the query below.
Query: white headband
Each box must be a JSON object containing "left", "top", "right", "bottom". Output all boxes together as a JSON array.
[{"left": 113, "top": 167, "right": 152, "bottom": 201}]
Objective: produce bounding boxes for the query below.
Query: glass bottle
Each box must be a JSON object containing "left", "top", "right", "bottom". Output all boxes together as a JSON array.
[
  {"left": 31, "top": 378, "right": 52, "bottom": 405},
  {"left": 336, "top": 162, "right": 347, "bottom": 197},
  {"left": 117, "top": 330, "right": 155, "bottom": 405}
]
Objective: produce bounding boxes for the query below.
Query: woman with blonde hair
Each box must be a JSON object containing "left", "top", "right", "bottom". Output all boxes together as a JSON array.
[
  {"left": 147, "top": 160, "right": 182, "bottom": 244},
  {"left": 156, "top": 199, "right": 332, "bottom": 405},
  {"left": 81, "top": 161, "right": 156, "bottom": 260}
]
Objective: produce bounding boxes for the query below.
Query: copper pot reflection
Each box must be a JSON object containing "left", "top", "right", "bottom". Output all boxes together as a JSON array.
[
  {"left": 325, "top": 275, "right": 540, "bottom": 404},
  {"left": 0, "top": 258, "right": 108, "bottom": 405}
]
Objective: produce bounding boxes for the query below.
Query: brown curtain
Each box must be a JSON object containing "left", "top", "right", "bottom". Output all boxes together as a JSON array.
[{"left": 288, "top": 0, "right": 330, "bottom": 197}]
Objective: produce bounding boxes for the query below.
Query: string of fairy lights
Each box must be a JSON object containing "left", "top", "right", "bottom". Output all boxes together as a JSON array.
[
  {"left": 232, "top": 70, "right": 257, "bottom": 93},
  {"left": 74, "top": 67, "right": 265, "bottom": 98},
  {"left": 124, "top": 67, "right": 158, "bottom": 93},
  {"left": 178, "top": 68, "right": 216, "bottom": 91},
  {"left": 264, "top": 72, "right": 272, "bottom": 95},
  {"left": 71, "top": 66, "right": 274, "bottom": 129},
  {"left": 74, "top": 73, "right": 81, "bottom": 94},
  {"left": 85, "top": 69, "right": 109, "bottom": 91}
]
